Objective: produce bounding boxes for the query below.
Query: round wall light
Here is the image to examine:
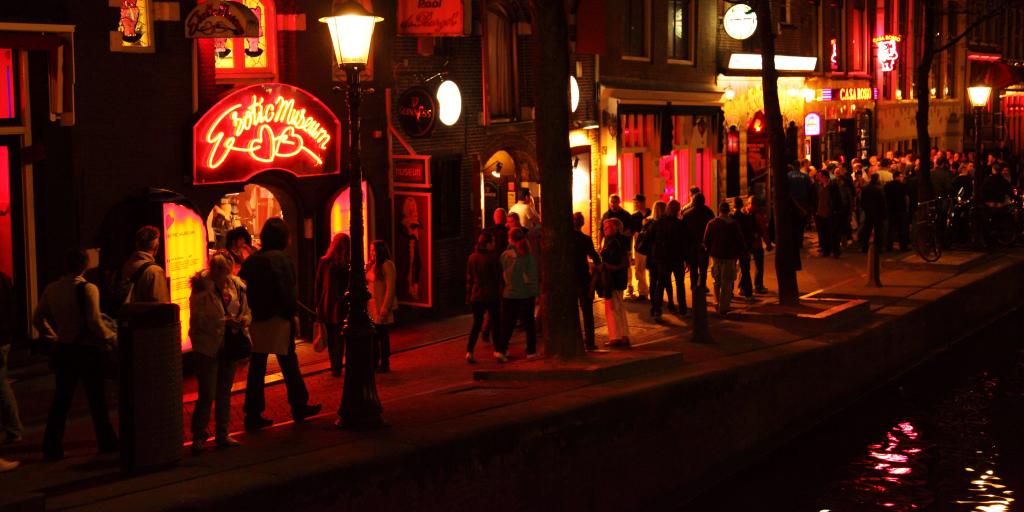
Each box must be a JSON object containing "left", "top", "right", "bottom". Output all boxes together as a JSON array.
[
  {"left": 436, "top": 80, "right": 462, "bottom": 126},
  {"left": 570, "top": 76, "right": 580, "bottom": 113}
]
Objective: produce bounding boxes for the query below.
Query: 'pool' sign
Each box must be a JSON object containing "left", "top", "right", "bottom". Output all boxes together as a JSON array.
[{"left": 193, "top": 83, "right": 340, "bottom": 185}]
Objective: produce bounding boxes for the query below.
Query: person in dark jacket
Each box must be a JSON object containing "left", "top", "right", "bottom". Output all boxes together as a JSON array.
[
  {"left": 813, "top": 171, "right": 843, "bottom": 258},
  {"left": 884, "top": 171, "right": 910, "bottom": 251},
  {"left": 314, "top": 233, "right": 351, "bottom": 377},
  {"left": 239, "top": 218, "right": 320, "bottom": 430},
  {"left": 601, "top": 194, "right": 636, "bottom": 298},
  {"left": 732, "top": 197, "right": 758, "bottom": 298},
  {"left": 747, "top": 197, "right": 772, "bottom": 293},
  {"left": 859, "top": 173, "right": 888, "bottom": 252},
  {"left": 681, "top": 193, "right": 715, "bottom": 292},
  {"left": 571, "top": 212, "right": 601, "bottom": 350},
  {"left": 704, "top": 202, "right": 748, "bottom": 315},
  {"left": 649, "top": 200, "right": 689, "bottom": 317},
  {"left": 600, "top": 219, "right": 631, "bottom": 347},
  {"left": 465, "top": 232, "right": 502, "bottom": 363}
]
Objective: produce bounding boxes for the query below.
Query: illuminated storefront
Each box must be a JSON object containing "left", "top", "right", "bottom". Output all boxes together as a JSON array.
[{"left": 803, "top": 80, "right": 877, "bottom": 161}]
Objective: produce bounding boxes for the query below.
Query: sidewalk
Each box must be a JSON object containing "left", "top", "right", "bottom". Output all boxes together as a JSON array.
[{"left": 0, "top": 239, "right": 1008, "bottom": 510}]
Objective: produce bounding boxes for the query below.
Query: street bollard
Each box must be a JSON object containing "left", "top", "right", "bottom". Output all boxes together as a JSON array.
[
  {"left": 118, "top": 303, "right": 182, "bottom": 472},
  {"left": 866, "top": 244, "right": 883, "bottom": 287}
]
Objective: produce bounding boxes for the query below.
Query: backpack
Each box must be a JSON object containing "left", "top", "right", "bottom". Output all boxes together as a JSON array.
[{"left": 102, "top": 262, "right": 155, "bottom": 316}]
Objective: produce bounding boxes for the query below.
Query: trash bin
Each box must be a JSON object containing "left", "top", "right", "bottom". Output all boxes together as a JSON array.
[{"left": 118, "top": 303, "right": 182, "bottom": 471}]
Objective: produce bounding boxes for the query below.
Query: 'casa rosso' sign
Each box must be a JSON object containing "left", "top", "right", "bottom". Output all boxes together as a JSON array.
[
  {"left": 397, "top": 0, "right": 468, "bottom": 36},
  {"left": 193, "top": 83, "right": 340, "bottom": 185}
]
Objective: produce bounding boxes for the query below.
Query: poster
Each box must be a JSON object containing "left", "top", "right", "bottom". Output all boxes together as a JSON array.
[
  {"left": 392, "top": 191, "right": 431, "bottom": 307},
  {"left": 163, "top": 203, "right": 209, "bottom": 351}
]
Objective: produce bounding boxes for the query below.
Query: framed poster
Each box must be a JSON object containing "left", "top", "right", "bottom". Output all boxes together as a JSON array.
[
  {"left": 392, "top": 155, "right": 431, "bottom": 189},
  {"left": 393, "top": 191, "right": 432, "bottom": 307}
]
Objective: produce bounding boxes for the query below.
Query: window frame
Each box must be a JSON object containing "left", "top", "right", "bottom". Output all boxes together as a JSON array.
[
  {"left": 212, "top": 0, "right": 278, "bottom": 83},
  {"left": 622, "top": 0, "right": 651, "bottom": 61},
  {"left": 667, "top": 0, "right": 695, "bottom": 65},
  {"left": 481, "top": 2, "right": 520, "bottom": 124}
]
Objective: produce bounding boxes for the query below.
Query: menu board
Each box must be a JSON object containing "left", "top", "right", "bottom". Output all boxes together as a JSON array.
[{"left": 163, "top": 203, "right": 208, "bottom": 351}]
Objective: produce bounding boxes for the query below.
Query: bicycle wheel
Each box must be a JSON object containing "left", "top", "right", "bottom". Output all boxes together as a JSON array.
[{"left": 913, "top": 222, "right": 942, "bottom": 262}]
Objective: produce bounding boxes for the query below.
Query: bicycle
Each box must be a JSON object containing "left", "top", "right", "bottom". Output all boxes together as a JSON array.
[{"left": 912, "top": 198, "right": 943, "bottom": 262}]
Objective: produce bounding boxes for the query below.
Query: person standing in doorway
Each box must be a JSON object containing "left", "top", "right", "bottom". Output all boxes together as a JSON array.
[
  {"left": 34, "top": 249, "right": 118, "bottom": 460},
  {"left": 465, "top": 232, "right": 502, "bottom": 363},
  {"left": 367, "top": 240, "right": 398, "bottom": 373},
  {"left": 121, "top": 226, "right": 170, "bottom": 304},
  {"left": 314, "top": 233, "right": 351, "bottom": 377},
  {"left": 704, "top": 202, "right": 747, "bottom": 315},
  {"left": 239, "top": 219, "right": 320, "bottom": 430}
]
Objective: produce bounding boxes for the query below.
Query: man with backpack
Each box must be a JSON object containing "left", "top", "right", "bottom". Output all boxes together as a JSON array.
[{"left": 120, "top": 226, "right": 170, "bottom": 305}]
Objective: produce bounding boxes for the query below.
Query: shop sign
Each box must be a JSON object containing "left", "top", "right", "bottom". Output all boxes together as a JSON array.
[
  {"left": 873, "top": 34, "right": 901, "bottom": 72},
  {"left": 804, "top": 113, "right": 821, "bottom": 137},
  {"left": 397, "top": 86, "right": 437, "bottom": 138},
  {"left": 392, "top": 155, "right": 432, "bottom": 189},
  {"left": 723, "top": 4, "right": 757, "bottom": 40},
  {"left": 184, "top": 0, "right": 260, "bottom": 39},
  {"left": 829, "top": 38, "right": 839, "bottom": 70},
  {"left": 162, "top": 202, "right": 208, "bottom": 352},
  {"left": 193, "top": 83, "right": 340, "bottom": 185},
  {"left": 820, "top": 87, "right": 878, "bottom": 101},
  {"left": 394, "top": 191, "right": 432, "bottom": 308},
  {"left": 397, "top": 0, "right": 469, "bottom": 36}
]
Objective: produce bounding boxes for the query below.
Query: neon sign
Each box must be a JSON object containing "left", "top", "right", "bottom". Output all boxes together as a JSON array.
[
  {"left": 873, "top": 35, "right": 901, "bottom": 72},
  {"left": 804, "top": 113, "right": 821, "bottom": 137},
  {"left": 193, "top": 83, "right": 340, "bottom": 185},
  {"left": 820, "top": 87, "right": 878, "bottom": 101},
  {"left": 830, "top": 38, "right": 839, "bottom": 70}
]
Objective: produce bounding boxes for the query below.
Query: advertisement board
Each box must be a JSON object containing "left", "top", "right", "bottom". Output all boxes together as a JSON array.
[
  {"left": 393, "top": 191, "right": 432, "bottom": 307},
  {"left": 162, "top": 203, "right": 208, "bottom": 351}
]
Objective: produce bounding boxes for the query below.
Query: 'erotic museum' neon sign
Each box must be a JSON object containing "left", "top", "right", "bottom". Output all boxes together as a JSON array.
[{"left": 193, "top": 83, "right": 340, "bottom": 185}]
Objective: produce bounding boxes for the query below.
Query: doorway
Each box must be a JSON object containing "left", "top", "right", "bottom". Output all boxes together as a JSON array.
[{"left": 208, "top": 182, "right": 299, "bottom": 265}]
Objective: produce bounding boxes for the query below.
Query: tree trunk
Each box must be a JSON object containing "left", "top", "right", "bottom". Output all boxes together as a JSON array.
[
  {"left": 755, "top": 0, "right": 800, "bottom": 305},
  {"left": 531, "top": 0, "right": 583, "bottom": 358},
  {"left": 915, "top": 0, "right": 937, "bottom": 203}
]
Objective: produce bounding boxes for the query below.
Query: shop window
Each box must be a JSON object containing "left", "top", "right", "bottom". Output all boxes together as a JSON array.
[
  {"left": 330, "top": 181, "right": 371, "bottom": 262},
  {"left": 848, "top": 4, "right": 866, "bottom": 72},
  {"left": 0, "top": 146, "right": 11, "bottom": 278},
  {"left": 620, "top": 153, "right": 643, "bottom": 208},
  {"left": 0, "top": 49, "right": 14, "bottom": 121},
  {"left": 484, "top": 4, "right": 518, "bottom": 123},
  {"left": 432, "top": 155, "right": 462, "bottom": 239},
  {"left": 667, "top": 0, "right": 693, "bottom": 63},
  {"left": 623, "top": 0, "right": 649, "bottom": 58},
  {"left": 212, "top": 0, "right": 277, "bottom": 81}
]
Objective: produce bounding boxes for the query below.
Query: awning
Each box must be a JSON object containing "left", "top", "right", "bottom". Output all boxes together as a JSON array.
[{"left": 970, "top": 60, "right": 1024, "bottom": 90}]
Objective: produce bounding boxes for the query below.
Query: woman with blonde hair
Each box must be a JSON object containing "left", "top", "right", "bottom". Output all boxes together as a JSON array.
[
  {"left": 599, "top": 218, "right": 631, "bottom": 347},
  {"left": 189, "top": 251, "right": 251, "bottom": 452},
  {"left": 496, "top": 228, "right": 539, "bottom": 362},
  {"left": 314, "top": 233, "right": 351, "bottom": 377}
]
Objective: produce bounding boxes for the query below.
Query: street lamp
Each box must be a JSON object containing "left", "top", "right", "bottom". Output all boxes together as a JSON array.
[
  {"left": 321, "top": 1, "right": 385, "bottom": 430},
  {"left": 968, "top": 85, "right": 992, "bottom": 155}
]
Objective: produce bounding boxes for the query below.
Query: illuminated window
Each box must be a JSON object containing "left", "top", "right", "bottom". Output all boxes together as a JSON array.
[
  {"left": 0, "top": 49, "right": 14, "bottom": 121},
  {"left": 667, "top": 0, "right": 693, "bottom": 62},
  {"left": 212, "top": 0, "right": 277, "bottom": 80},
  {"left": 116, "top": 0, "right": 155, "bottom": 51}
]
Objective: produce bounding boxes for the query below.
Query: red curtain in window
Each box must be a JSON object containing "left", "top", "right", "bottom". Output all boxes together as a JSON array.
[{"left": 486, "top": 8, "right": 516, "bottom": 120}]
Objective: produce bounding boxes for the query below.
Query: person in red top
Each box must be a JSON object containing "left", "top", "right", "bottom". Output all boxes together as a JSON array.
[
  {"left": 703, "top": 202, "right": 748, "bottom": 315},
  {"left": 465, "top": 232, "right": 502, "bottom": 363}
]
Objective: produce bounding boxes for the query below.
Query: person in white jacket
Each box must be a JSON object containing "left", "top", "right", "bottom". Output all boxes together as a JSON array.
[{"left": 189, "top": 252, "right": 251, "bottom": 452}]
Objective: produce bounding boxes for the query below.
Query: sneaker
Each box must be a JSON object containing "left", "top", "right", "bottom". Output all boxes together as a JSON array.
[
  {"left": 0, "top": 458, "right": 19, "bottom": 472},
  {"left": 191, "top": 437, "right": 207, "bottom": 454},
  {"left": 293, "top": 404, "right": 322, "bottom": 423},
  {"left": 244, "top": 415, "right": 273, "bottom": 431},
  {"left": 215, "top": 436, "right": 241, "bottom": 448},
  {"left": 465, "top": 353, "right": 476, "bottom": 364},
  {"left": 494, "top": 352, "right": 508, "bottom": 364},
  {"left": 526, "top": 352, "right": 542, "bottom": 360}
]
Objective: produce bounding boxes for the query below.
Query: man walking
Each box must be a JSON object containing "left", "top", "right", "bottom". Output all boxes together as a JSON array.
[
  {"left": 704, "top": 202, "right": 747, "bottom": 315},
  {"left": 859, "top": 173, "right": 888, "bottom": 252},
  {"left": 681, "top": 193, "right": 715, "bottom": 293},
  {"left": 731, "top": 197, "right": 757, "bottom": 299}
]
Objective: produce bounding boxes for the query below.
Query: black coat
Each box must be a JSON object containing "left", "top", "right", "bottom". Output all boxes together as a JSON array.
[{"left": 239, "top": 249, "right": 297, "bottom": 322}]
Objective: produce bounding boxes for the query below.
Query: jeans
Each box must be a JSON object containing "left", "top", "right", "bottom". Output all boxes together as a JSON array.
[
  {"left": 634, "top": 253, "right": 649, "bottom": 296},
  {"left": 687, "top": 255, "right": 709, "bottom": 290},
  {"left": 711, "top": 258, "right": 738, "bottom": 313},
  {"left": 498, "top": 297, "right": 536, "bottom": 356},
  {"left": 577, "top": 286, "right": 597, "bottom": 348},
  {"left": 0, "top": 346, "right": 23, "bottom": 440},
  {"left": 737, "top": 254, "right": 753, "bottom": 297},
  {"left": 373, "top": 324, "right": 391, "bottom": 370},
  {"left": 191, "top": 348, "right": 237, "bottom": 440},
  {"left": 244, "top": 340, "right": 310, "bottom": 419},
  {"left": 859, "top": 216, "right": 886, "bottom": 251},
  {"left": 43, "top": 344, "right": 118, "bottom": 458},
  {"left": 651, "top": 263, "right": 687, "bottom": 314},
  {"left": 468, "top": 301, "right": 500, "bottom": 354},
  {"left": 603, "top": 290, "right": 630, "bottom": 341},
  {"left": 325, "top": 323, "right": 345, "bottom": 375},
  {"left": 751, "top": 246, "right": 765, "bottom": 290}
]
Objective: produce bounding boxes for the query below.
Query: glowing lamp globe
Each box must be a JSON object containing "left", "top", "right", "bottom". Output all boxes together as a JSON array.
[
  {"left": 968, "top": 86, "right": 992, "bottom": 108},
  {"left": 437, "top": 80, "right": 462, "bottom": 126},
  {"left": 320, "top": 2, "right": 383, "bottom": 67},
  {"left": 570, "top": 76, "right": 580, "bottom": 113}
]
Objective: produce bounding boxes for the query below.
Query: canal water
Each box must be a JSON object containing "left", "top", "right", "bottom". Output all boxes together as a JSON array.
[{"left": 684, "top": 308, "right": 1024, "bottom": 511}]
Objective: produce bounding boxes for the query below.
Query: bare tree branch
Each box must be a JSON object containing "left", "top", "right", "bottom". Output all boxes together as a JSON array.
[{"left": 934, "top": 0, "right": 1009, "bottom": 54}]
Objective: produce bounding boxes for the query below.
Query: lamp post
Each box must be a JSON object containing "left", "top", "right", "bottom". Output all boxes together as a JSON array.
[
  {"left": 321, "top": 1, "right": 384, "bottom": 430},
  {"left": 968, "top": 85, "right": 992, "bottom": 157}
]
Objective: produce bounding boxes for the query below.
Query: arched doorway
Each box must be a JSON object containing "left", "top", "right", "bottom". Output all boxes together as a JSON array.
[
  {"left": 479, "top": 138, "right": 539, "bottom": 229},
  {"left": 327, "top": 181, "right": 373, "bottom": 261},
  {"left": 207, "top": 181, "right": 300, "bottom": 266}
]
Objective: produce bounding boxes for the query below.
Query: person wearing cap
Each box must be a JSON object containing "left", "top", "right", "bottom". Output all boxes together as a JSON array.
[
  {"left": 629, "top": 194, "right": 650, "bottom": 301},
  {"left": 121, "top": 225, "right": 170, "bottom": 304}
]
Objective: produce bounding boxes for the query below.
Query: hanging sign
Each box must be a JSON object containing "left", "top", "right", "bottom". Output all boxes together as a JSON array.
[
  {"left": 193, "top": 83, "right": 340, "bottom": 185},
  {"left": 873, "top": 34, "right": 901, "bottom": 72},
  {"left": 804, "top": 113, "right": 821, "bottom": 137},
  {"left": 723, "top": 4, "right": 757, "bottom": 40},
  {"left": 397, "top": 86, "right": 437, "bottom": 138},
  {"left": 397, "top": 0, "right": 469, "bottom": 36},
  {"left": 392, "top": 155, "right": 432, "bottom": 189},
  {"left": 184, "top": 0, "right": 260, "bottom": 38},
  {"left": 830, "top": 38, "right": 839, "bottom": 70}
]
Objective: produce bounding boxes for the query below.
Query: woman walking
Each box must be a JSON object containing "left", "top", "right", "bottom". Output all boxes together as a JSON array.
[
  {"left": 367, "top": 240, "right": 397, "bottom": 373},
  {"left": 600, "top": 219, "right": 631, "bottom": 347},
  {"left": 189, "top": 251, "right": 249, "bottom": 452},
  {"left": 314, "top": 233, "right": 351, "bottom": 377},
  {"left": 465, "top": 232, "right": 502, "bottom": 363},
  {"left": 496, "top": 228, "right": 539, "bottom": 362}
]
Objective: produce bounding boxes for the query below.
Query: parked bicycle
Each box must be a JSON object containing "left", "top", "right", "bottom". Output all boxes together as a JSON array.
[{"left": 913, "top": 198, "right": 943, "bottom": 262}]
